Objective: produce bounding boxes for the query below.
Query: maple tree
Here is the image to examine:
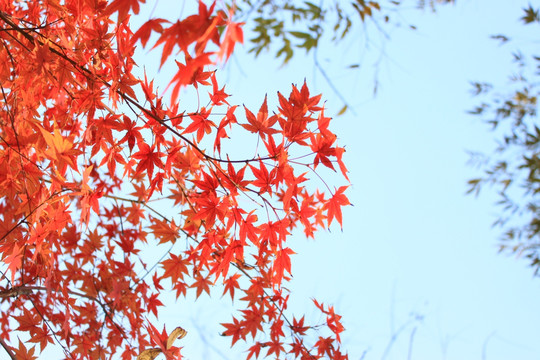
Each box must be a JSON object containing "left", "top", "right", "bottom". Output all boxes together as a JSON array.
[{"left": 0, "top": 1, "right": 350, "bottom": 359}]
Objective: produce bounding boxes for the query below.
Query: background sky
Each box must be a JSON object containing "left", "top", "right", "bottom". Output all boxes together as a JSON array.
[{"left": 163, "top": 1, "right": 540, "bottom": 359}]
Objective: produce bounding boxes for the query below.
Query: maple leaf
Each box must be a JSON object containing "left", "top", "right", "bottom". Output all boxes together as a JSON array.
[
  {"left": 183, "top": 107, "right": 216, "bottom": 142},
  {"left": 266, "top": 339, "right": 285, "bottom": 357},
  {"left": 15, "top": 307, "right": 41, "bottom": 334},
  {"left": 270, "top": 317, "right": 285, "bottom": 341},
  {"left": 106, "top": 0, "right": 144, "bottom": 21},
  {"left": 221, "top": 317, "right": 245, "bottom": 345},
  {"left": 139, "top": 324, "right": 185, "bottom": 360},
  {"left": 130, "top": 182, "right": 148, "bottom": 201},
  {"left": 4, "top": 243, "right": 23, "bottom": 282},
  {"left": 291, "top": 80, "right": 323, "bottom": 113},
  {"left": 11, "top": 340, "right": 38, "bottom": 360},
  {"left": 150, "top": 217, "right": 178, "bottom": 244},
  {"left": 249, "top": 161, "right": 276, "bottom": 194},
  {"left": 241, "top": 96, "right": 279, "bottom": 139},
  {"left": 239, "top": 211, "right": 260, "bottom": 245},
  {"left": 241, "top": 307, "right": 264, "bottom": 339},
  {"left": 291, "top": 316, "right": 310, "bottom": 336},
  {"left": 315, "top": 336, "right": 335, "bottom": 357},
  {"left": 313, "top": 299, "right": 346, "bottom": 344},
  {"left": 272, "top": 247, "right": 295, "bottom": 287},
  {"left": 222, "top": 273, "right": 241, "bottom": 300},
  {"left": 209, "top": 72, "right": 229, "bottom": 105},
  {"left": 133, "top": 18, "right": 168, "bottom": 47},
  {"left": 169, "top": 53, "right": 213, "bottom": 102},
  {"left": 218, "top": 16, "right": 244, "bottom": 62},
  {"left": 220, "top": 160, "right": 248, "bottom": 195},
  {"left": 145, "top": 323, "right": 167, "bottom": 349},
  {"left": 28, "top": 323, "right": 54, "bottom": 351},
  {"left": 310, "top": 132, "right": 337, "bottom": 171},
  {"left": 131, "top": 142, "right": 164, "bottom": 180},
  {"left": 323, "top": 186, "right": 350, "bottom": 228},
  {"left": 277, "top": 93, "right": 310, "bottom": 143},
  {"left": 192, "top": 193, "right": 227, "bottom": 228},
  {"left": 317, "top": 107, "right": 333, "bottom": 137},
  {"left": 246, "top": 342, "right": 263, "bottom": 360},
  {"left": 118, "top": 115, "right": 143, "bottom": 153},
  {"left": 290, "top": 338, "right": 308, "bottom": 358},
  {"left": 146, "top": 293, "right": 164, "bottom": 317},
  {"left": 161, "top": 253, "right": 189, "bottom": 284},
  {"left": 99, "top": 143, "right": 127, "bottom": 176},
  {"left": 38, "top": 124, "right": 80, "bottom": 174},
  {"left": 190, "top": 273, "right": 212, "bottom": 298}
]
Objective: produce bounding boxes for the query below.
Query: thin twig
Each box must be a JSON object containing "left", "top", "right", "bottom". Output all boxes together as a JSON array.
[
  {"left": 313, "top": 47, "right": 356, "bottom": 116},
  {"left": 482, "top": 331, "right": 496, "bottom": 360},
  {"left": 0, "top": 337, "right": 15, "bottom": 360},
  {"left": 407, "top": 326, "right": 417, "bottom": 360}
]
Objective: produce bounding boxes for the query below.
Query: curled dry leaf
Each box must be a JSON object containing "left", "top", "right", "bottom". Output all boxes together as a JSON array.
[{"left": 167, "top": 326, "right": 187, "bottom": 349}]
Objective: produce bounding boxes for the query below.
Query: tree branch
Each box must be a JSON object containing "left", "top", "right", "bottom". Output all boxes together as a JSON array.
[{"left": 0, "top": 337, "right": 15, "bottom": 360}]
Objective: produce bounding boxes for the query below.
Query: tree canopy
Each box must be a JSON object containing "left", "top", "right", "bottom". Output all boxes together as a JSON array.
[{"left": 0, "top": 1, "right": 350, "bottom": 359}]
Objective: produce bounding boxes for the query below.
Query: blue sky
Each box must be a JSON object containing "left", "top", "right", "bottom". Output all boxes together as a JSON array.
[{"left": 194, "top": 1, "right": 540, "bottom": 359}]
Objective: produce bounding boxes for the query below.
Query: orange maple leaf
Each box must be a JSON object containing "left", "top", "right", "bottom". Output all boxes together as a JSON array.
[
  {"left": 218, "top": 19, "right": 244, "bottom": 62},
  {"left": 323, "top": 186, "right": 350, "bottom": 228},
  {"left": 241, "top": 96, "right": 279, "bottom": 139},
  {"left": 272, "top": 247, "right": 295, "bottom": 287}
]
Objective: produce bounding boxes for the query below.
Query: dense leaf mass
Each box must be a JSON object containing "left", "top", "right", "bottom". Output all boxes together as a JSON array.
[{"left": 0, "top": 0, "right": 349, "bottom": 359}]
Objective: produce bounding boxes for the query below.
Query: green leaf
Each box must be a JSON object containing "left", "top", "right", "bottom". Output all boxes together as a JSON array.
[
  {"left": 521, "top": 4, "right": 540, "bottom": 24},
  {"left": 289, "top": 31, "right": 312, "bottom": 39}
]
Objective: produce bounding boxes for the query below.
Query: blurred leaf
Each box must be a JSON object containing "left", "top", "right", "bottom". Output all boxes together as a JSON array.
[
  {"left": 521, "top": 4, "right": 540, "bottom": 24},
  {"left": 137, "top": 348, "right": 161, "bottom": 360},
  {"left": 289, "top": 31, "right": 311, "bottom": 39},
  {"left": 337, "top": 105, "right": 348, "bottom": 116},
  {"left": 490, "top": 34, "right": 510, "bottom": 44}
]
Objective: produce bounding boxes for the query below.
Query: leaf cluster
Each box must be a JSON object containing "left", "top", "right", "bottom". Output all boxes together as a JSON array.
[
  {"left": 0, "top": 1, "right": 350, "bottom": 359},
  {"left": 468, "top": 5, "right": 540, "bottom": 273},
  {"left": 233, "top": 0, "right": 455, "bottom": 65},
  {"left": 234, "top": 0, "right": 387, "bottom": 64}
]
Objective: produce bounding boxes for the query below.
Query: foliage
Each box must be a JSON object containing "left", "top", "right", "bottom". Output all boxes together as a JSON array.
[
  {"left": 468, "top": 4, "right": 540, "bottom": 273},
  {"left": 234, "top": 0, "right": 454, "bottom": 64},
  {"left": 229, "top": 0, "right": 454, "bottom": 113},
  {"left": 234, "top": 0, "right": 382, "bottom": 64},
  {"left": 0, "top": 1, "right": 350, "bottom": 359}
]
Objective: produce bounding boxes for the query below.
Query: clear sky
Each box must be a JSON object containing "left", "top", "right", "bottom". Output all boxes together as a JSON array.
[
  {"left": 169, "top": 1, "right": 540, "bottom": 359},
  {"left": 20, "top": 1, "right": 540, "bottom": 359}
]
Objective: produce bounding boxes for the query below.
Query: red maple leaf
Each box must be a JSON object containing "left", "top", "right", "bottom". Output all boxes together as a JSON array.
[
  {"left": 218, "top": 17, "right": 244, "bottom": 62},
  {"left": 132, "top": 18, "right": 168, "bottom": 47},
  {"left": 131, "top": 142, "right": 164, "bottom": 180},
  {"left": 241, "top": 96, "right": 279, "bottom": 139},
  {"left": 323, "top": 186, "right": 350, "bottom": 228},
  {"left": 272, "top": 247, "right": 295, "bottom": 286}
]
